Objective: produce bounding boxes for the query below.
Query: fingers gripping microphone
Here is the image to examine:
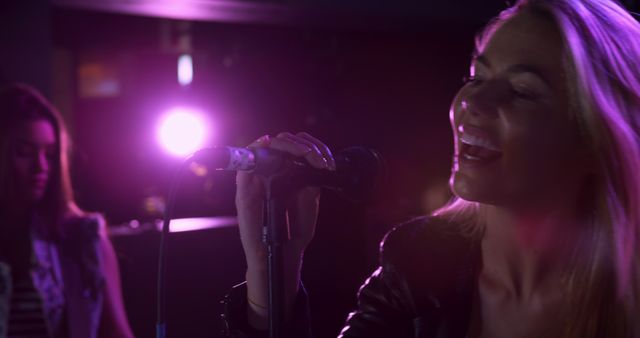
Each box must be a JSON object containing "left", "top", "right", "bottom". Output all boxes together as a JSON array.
[{"left": 189, "top": 146, "right": 385, "bottom": 201}]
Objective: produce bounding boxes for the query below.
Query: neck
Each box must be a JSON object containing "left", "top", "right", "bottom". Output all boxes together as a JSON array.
[{"left": 481, "top": 201, "right": 581, "bottom": 301}]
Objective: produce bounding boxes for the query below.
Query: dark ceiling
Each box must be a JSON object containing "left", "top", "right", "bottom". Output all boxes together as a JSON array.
[{"left": 52, "top": 0, "right": 510, "bottom": 29}]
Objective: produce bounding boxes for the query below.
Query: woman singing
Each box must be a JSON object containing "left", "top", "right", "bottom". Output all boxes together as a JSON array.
[{"left": 225, "top": 0, "right": 640, "bottom": 336}]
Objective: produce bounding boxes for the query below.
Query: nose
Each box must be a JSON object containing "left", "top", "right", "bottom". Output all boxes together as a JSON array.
[
  {"left": 34, "top": 150, "right": 49, "bottom": 173},
  {"left": 461, "top": 80, "right": 504, "bottom": 120}
]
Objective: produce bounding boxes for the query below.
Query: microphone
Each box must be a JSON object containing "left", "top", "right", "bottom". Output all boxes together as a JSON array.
[{"left": 189, "top": 146, "right": 385, "bottom": 201}]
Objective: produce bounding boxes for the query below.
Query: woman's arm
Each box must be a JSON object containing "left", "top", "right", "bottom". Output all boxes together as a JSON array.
[{"left": 97, "top": 229, "right": 135, "bottom": 338}]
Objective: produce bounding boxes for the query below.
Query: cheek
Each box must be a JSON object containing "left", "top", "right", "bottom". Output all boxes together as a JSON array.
[
  {"left": 502, "top": 120, "right": 584, "bottom": 185},
  {"left": 505, "top": 101, "right": 573, "bottom": 149}
]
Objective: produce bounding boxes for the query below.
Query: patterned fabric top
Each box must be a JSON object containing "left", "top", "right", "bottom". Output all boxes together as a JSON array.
[
  {"left": 0, "top": 263, "right": 10, "bottom": 338},
  {"left": 7, "top": 275, "right": 47, "bottom": 338},
  {"left": 0, "top": 214, "right": 106, "bottom": 338}
]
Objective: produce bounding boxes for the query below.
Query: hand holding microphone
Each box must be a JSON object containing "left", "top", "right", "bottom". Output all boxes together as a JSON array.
[
  {"left": 189, "top": 131, "right": 384, "bottom": 263},
  {"left": 233, "top": 132, "right": 337, "bottom": 329},
  {"left": 190, "top": 131, "right": 383, "bottom": 329},
  {"left": 234, "top": 132, "right": 336, "bottom": 270}
]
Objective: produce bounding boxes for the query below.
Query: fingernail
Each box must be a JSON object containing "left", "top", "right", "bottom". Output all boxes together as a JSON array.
[{"left": 258, "top": 135, "right": 270, "bottom": 143}]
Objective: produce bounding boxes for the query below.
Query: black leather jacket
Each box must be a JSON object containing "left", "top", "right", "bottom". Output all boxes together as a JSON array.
[{"left": 221, "top": 216, "right": 481, "bottom": 338}]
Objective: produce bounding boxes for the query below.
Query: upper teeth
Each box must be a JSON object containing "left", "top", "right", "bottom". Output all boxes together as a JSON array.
[{"left": 460, "top": 133, "right": 500, "bottom": 151}]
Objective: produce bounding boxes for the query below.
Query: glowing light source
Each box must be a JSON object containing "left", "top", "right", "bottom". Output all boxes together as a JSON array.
[
  {"left": 156, "top": 216, "right": 238, "bottom": 233},
  {"left": 177, "top": 54, "right": 193, "bottom": 86},
  {"left": 157, "top": 108, "right": 207, "bottom": 157}
]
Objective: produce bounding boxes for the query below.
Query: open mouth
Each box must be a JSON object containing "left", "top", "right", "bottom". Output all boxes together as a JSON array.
[
  {"left": 459, "top": 129, "right": 502, "bottom": 163},
  {"left": 460, "top": 143, "right": 502, "bottom": 161}
]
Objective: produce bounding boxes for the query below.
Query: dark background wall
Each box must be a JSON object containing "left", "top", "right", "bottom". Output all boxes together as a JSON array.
[{"left": 0, "top": 1, "right": 52, "bottom": 95}]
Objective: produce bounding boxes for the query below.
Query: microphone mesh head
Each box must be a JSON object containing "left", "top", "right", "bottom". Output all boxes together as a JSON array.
[{"left": 336, "top": 147, "right": 386, "bottom": 202}]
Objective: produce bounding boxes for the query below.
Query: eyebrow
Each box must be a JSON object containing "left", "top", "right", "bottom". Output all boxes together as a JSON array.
[{"left": 473, "top": 54, "right": 552, "bottom": 87}]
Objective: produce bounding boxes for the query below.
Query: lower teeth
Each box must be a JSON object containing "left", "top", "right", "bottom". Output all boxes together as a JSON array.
[{"left": 463, "top": 154, "right": 482, "bottom": 161}]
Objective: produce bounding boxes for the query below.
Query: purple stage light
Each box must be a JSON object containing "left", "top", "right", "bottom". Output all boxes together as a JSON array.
[{"left": 157, "top": 108, "right": 208, "bottom": 157}]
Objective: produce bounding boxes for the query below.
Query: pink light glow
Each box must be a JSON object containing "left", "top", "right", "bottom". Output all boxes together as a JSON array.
[
  {"left": 158, "top": 216, "right": 238, "bottom": 233},
  {"left": 157, "top": 108, "right": 208, "bottom": 157}
]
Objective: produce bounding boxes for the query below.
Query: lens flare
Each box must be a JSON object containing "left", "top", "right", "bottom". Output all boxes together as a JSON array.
[{"left": 157, "top": 108, "right": 207, "bottom": 157}]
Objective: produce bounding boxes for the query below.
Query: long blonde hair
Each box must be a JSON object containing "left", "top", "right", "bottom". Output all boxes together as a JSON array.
[{"left": 434, "top": 0, "right": 640, "bottom": 336}]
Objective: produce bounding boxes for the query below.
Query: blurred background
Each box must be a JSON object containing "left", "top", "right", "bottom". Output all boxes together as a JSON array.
[{"left": 2, "top": 0, "right": 638, "bottom": 337}]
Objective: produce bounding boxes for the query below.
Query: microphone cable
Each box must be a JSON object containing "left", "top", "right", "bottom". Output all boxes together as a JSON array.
[{"left": 156, "top": 155, "right": 197, "bottom": 338}]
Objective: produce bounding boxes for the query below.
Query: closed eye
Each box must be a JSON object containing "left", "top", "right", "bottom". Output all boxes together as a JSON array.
[{"left": 510, "top": 86, "right": 539, "bottom": 101}]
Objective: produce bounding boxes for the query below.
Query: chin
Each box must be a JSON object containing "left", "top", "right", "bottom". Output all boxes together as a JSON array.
[
  {"left": 450, "top": 172, "right": 501, "bottom": 205},
  {"left": 29, "top": 190, "right": 47, "bottom": 204}
]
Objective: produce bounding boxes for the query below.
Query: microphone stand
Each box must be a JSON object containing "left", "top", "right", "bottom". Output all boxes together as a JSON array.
[
  {"left": 248, "top": 146, "right": 383, "bottom": 338},
  {"left": 251, "top": 147, "right": 298, "bottom": 338},
  {"left": 263, "top": 174, "right": 289, "bottom": 338}
]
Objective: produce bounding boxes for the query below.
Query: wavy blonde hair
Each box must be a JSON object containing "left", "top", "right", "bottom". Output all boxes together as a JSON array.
[{"left": 434, "top": 0, "right": 640, "bottom": 336}]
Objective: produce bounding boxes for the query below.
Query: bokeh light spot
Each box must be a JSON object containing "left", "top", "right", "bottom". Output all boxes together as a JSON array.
[
  {"left": 178, "top": 54, "right": 193, "bottom": 86},
  {"left": 157, "top": 108, "right": 207, "bottom": 157}
]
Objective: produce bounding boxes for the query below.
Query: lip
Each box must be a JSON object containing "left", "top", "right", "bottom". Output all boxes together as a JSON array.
[
  {"left": 457, "top": 150, "right": 501, "bottom": 168},
  {"left": 455, "top": 124, "right": 502, "bottom": 169},
  {"left": 457, "top": 124, "right": 501, "bottom": 151},
  {"left": 32, "top": 177, "right": 48, "bottom": 187}
]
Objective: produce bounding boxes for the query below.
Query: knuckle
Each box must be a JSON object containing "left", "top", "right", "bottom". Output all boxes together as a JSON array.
[{"left": 277, "top": 131, "right": 293, "bottom": 138}]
